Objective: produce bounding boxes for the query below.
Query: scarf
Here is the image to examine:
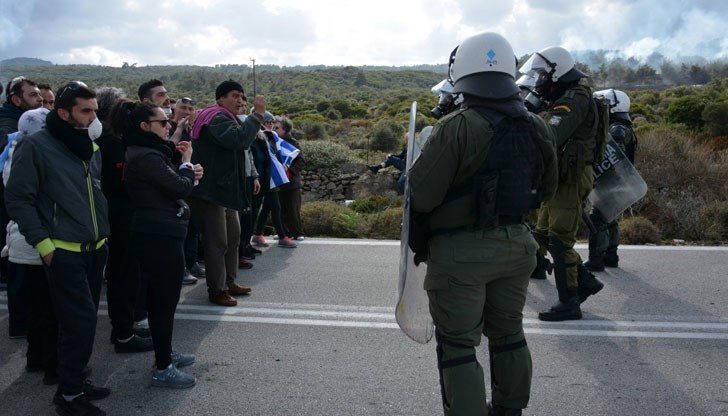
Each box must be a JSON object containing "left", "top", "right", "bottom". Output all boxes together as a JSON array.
[
  {"left": 123, "top": 130, "right": 175, "bottom": 159},
  {"left": 45, "top": 110, "right": 94, "bottom": 162},
  {"left": 0, "top": 102, "right": 24, "bottom": 122},
  {"left": 190, "top": 105, "right": 239, "bottom": 140}
]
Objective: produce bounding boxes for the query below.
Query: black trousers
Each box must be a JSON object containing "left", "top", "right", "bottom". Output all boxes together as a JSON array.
[
  {"left": 239, "top": 177, "right": 256, "bottom": 255},
  {"left": 105, "top": 214, "right": 139, "bottom": 340},
  {"left": 45, "top": 246, "right": 108, "bottom": 396},
  {"left": 255, "top": 191, "right": 287, "bottom": 238},
  {"left": 15, "top": 262, "right": 58, "bottom": 373},
  {"left": 278, "top": 187, "right": 303, "bottom": 237},
  {"left": 184, "top": 220, "right": 200, "bottom": 269},
  {"left": 133, "top": 233, "right": 184, "bottom": 369}
]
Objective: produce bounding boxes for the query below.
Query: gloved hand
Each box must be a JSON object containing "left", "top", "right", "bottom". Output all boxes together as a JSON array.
[{"left": 409, "top": 211, "right": 430, "bottom": 266}]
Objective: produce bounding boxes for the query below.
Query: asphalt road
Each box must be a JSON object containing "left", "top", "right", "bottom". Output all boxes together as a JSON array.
[{"left": 1, "top": 239, "right": 727, "bottom": 416}]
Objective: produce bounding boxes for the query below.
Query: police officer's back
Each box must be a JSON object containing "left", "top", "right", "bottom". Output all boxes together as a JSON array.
[{"left": 408, "top": 32, "right": 557, "bottom": 416}]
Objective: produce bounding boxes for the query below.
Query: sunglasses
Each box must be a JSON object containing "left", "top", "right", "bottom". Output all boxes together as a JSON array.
[
  {"left": 7, "top": 76, "right": 27, "bottom": 97},
  {"left": 180, "top": 96, "right": 196, "bottom": 105},
  {"left": 57, "top": 80, "right": 89, "bottom": 101},
  {"left": 148, "top": 119, "right": 170, "bottom": 127}
]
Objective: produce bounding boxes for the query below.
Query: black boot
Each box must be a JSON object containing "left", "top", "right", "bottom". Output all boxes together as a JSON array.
[
  {"left": 539, "top": 293, "right": 582, "bottom": 321},
  {"left": 584, "top": 257, "right": 605, "bottom": 272},
  {"left": 577, "top": 263, "right": 604, "bottom": 304},
  {"left": 604, "top": 247, "right": 619, "bottom": 267},
  {"left": 489, "top": 402, "right": 522, "bottom": 416}
]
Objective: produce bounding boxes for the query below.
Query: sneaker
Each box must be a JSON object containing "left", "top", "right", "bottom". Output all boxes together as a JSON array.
[
  {"left": 247, "top": 244, "right": 262, "bottom": 255},
  {"left": 367, "top": 165, "right": 382, "bottom": 174},
  {"left": 114, "top": 334, "right": 154, "bottom": 353},
  {"left": 133, "top": 319, "right": 151, "bottom": 338},
  {"left": 189, "top": 262, "right": 206, "bottom": 277},
  {"left": 171, "top": 351, "right": 195, "bottom": 368},
  {"left": 182, "top": 269, "right": 198, "bottom": 285},
  {"left": 278, "top": 236, "right": 298, "bottom": 248},
  {"left": 54, "top": 394, "right": 105, "bottom": 416},
  {"left": 251, "top": 234, "right": 269, "bottom": 247},
  {"left": 294, "top": 235, "right": 305, "bottom": 241},
  {"left": 151, "top": 363, "right": 196, "bottom": 389},
  {"left": 53, "top": 380, "right": 110, "bottom": 405}
]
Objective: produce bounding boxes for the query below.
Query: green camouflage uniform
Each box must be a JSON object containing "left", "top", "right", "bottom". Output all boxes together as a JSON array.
[
  {"left": 535, "top": 81, "right": 596, "bottom": 290},
  {"left": 409, "top": 104, "right": 557, "bottom": 414}
]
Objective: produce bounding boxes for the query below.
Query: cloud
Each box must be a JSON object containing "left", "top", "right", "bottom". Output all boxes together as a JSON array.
[{"left": 1, "top": 0, "right": 727, "bottom": 67}]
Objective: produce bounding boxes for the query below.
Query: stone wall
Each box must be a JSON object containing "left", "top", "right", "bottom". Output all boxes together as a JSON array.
[{"left": 301, "top": 163, "right": 400, "bottom": 203}]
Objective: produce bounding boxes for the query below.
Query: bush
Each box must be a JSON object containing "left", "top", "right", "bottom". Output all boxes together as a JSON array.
[
  {"left": 619, "top": 216, "right": 661, "bottom": 244},
  {"left": 295, "top": 118, "right": 328, "bottom": 140},
  {"left": 367, "top": 207, "right": 403, "bottom": 239},
  {"left": 370, "top": 119, "right": 405, "bottom": 152},
  {"left": 332, "top": 210, "right": 360, "bottom": 238},
  {"left": 301, "top": 140, "right": 362, "bottom": 171},
  {"left": 300, "top": 201, "right": 353, "bottom": 237},
  {"left": 349, "top": 195, "right": 399, "bottom": 214},
  {"left": 697, "top": 201, "right": 728, "bottom": 242},
  {"left": 665, "top": 95, "right": 705, "bottom": 130}
]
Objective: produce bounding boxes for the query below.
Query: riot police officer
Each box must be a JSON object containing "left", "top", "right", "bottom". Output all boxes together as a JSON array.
[
  {"left": 517, "top": 46, "right": 604, "bottom": 321},
  {"left": 586, "top": 89, "right": 638, "bottom": 271},
  {"left": 409, "top": 32, "right": 558, "bottom": 416}
]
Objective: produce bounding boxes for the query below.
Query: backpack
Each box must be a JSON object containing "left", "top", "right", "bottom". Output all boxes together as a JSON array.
[{"left": 591, "top": 95, "right": 610, "bottom": 168}]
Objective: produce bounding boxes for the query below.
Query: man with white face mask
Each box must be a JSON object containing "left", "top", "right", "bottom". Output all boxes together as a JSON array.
[{"left": 6, "top": 81, "right": 111, "bottom": 416}]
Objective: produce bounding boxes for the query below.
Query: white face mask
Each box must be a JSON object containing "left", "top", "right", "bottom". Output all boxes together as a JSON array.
[
  {"left": 87, "top": 117, "right": 103, "bottom": 141},
  {"left": 163, "top": 107, "right": 173, "bottom": 117}
]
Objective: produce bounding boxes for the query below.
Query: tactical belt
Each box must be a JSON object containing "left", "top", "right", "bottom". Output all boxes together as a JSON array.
[{"left": 431, "top": 215, "right": 525, "bottom": 236}]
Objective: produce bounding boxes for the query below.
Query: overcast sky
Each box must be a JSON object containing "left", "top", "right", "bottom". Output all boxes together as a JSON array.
[{"left": 1, "top": 0, "right": 727, "bottom": 67}]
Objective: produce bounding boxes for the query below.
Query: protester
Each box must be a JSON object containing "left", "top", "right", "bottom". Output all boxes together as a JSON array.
[
  {"left": 6, "top": 80, "right": 110, "bottom": 416},
  {"left": 110, "top": 99, "right": 202, "bottom": 389}
]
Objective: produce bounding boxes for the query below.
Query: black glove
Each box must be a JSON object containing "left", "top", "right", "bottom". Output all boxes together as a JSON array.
[{"left": 409, "top": 211, "right": 430, "bottom": 266}]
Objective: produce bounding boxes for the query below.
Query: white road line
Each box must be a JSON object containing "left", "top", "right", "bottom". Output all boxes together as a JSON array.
[{"left": 303, "top": 239, "right": 728, "bottom": 251}]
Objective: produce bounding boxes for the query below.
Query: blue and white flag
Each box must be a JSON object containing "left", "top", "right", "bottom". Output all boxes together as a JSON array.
[{"left": 266, "top": 131, "right": 300, "bottom": 190}]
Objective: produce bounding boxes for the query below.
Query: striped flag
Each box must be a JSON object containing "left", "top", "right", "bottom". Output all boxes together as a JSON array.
[{"left": 267, "top": 131, "right": 300, "bottom": 190}]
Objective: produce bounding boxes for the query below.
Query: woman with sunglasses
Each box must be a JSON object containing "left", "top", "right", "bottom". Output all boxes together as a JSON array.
[{"left": 109, "top": 100, "right": 203, "bottom": 389}]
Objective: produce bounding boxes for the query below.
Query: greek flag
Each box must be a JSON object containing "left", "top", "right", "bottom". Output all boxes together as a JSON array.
[{"left": 267, "top": 131, "right": 300, "bottom": 190}]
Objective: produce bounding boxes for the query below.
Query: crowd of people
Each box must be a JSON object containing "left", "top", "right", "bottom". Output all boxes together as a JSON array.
[
  {"left": 0, "top": 76, "right": 305, "bottom": 415},
  {"left": 0, "top": 33, "right": 640, "bottom": 415}
]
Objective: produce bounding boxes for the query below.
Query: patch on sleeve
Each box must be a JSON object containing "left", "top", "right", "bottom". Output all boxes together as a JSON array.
[
  {"left": 552, "top": 105, "right": 571, "bottom": 112},
  {"left": 547, "top": 115, "right": 562, "bottom": 126}
]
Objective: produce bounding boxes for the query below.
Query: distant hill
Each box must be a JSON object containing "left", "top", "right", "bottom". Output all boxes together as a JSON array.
[{"left": 0, "top": 57, "right": 53, "bottom": 66}]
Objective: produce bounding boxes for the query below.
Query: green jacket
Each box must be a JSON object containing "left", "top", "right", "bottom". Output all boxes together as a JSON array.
[
  {"left": 540, "top": 82, "right": 596, "bottom": 182},
  {"left": 409, "top": 107, "right": 558, "bottom": 232},
  {"left": 190, "top": 113, "right": 260, "bottom": 210}
]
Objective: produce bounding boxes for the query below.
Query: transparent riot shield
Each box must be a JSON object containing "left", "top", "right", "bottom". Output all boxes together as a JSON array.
[
  {"left": 588, "top": 137, "right": 648, "bottom": 222},
  {"left": 395, "top": 102, "right": 434, "bottom": 344}
]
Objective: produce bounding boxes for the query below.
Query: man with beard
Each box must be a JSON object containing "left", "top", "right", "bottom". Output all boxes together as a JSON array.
[{"left": 6, "top": 81, "right": 111, "bottom": 416}]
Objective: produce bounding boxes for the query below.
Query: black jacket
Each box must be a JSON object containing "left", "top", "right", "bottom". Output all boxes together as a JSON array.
[{"left": 124, "top": 131, "right": 195, "bottom": 238}]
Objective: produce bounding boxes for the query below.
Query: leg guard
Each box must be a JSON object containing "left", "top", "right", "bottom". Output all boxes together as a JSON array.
[
  {"left": 435, "top": 331, "right": 487, "bottom": 416},
  {"left": 540, "top": 235, "right": 582, "bottom": 321},
  {"left": 577, "top": 262, "right": 604, "bottom": 304},
  {"left": 605, "top": 245, "right": 619, "bottom": 267},
  {"left": 488, "top": 339, "right": 531, "bottom": 411},
  {"left": 547, "top": 235, "right": 569, "bottom": 303}
]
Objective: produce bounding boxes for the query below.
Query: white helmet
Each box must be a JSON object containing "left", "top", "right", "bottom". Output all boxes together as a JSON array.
[
  {"left": 594, "top": 88, "right": 631, "bottom": 113},
  {"left": 517, "top": 46, "right": 586, "bottom": 87},
  {"left": 450, "top": 32, "right": 519, "bottom": 99},
  {"left": 431, "top": 79, "right": 454, "bottom": 95}
]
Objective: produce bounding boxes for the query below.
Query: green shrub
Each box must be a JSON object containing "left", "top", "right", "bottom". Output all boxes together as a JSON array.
[
  {"left": 301, "top": 140, "right": 362, "bottom": 171},
  {"left": 295, "top": 119, "right": 328, "bottom": 140},
  {"left": 697, "top": 201, "right": 728, "bottom": 242},
  {"left": 349, "top": 195, "right": 398, "bottom": 214},
  {"left": 300, "top": 201, "right": 353, "bottom": 237},
  {"left": 665, "top": 95, "right": 705, "bottom": 130},
  {"left": 367, "top": 207, "right": 403, "bottom": 239},
  {"left": 332, "top": 211, "right": 360, "bottom": 238},
  {"left": 619, "top": 216, "right": 661, "bottom": 244},
  {"left": 370, "top": 119, "right": 405, "bottom": 152}
]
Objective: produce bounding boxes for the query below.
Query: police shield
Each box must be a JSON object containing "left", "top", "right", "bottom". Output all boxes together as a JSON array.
[
  {"left": 588, "top": 137, "right": 647, "bottom": 223},
  {"left": 396, "top": 102, "right": 434, "bottom": 344}
]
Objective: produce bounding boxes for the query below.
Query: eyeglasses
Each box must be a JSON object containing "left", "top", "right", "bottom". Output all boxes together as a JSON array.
[
  {"left": 148, "top": 119, "right": 170, "bottom": 127},
  {"left": 272, "top": 126, "right": 282, "bottom": 130},
  {"left": 180, "top": 97, "right": 196, "bottom": 105},
  {"left": 57, "top": 80, "right": 88, "bottom": 101},
  {"left": 7, "top": 76, "right": 27, "bottom": 97}
]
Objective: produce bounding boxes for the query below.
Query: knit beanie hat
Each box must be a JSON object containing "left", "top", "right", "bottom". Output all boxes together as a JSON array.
[{"left": 215, "top": 80, "right": 244, "bottom": 99}]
